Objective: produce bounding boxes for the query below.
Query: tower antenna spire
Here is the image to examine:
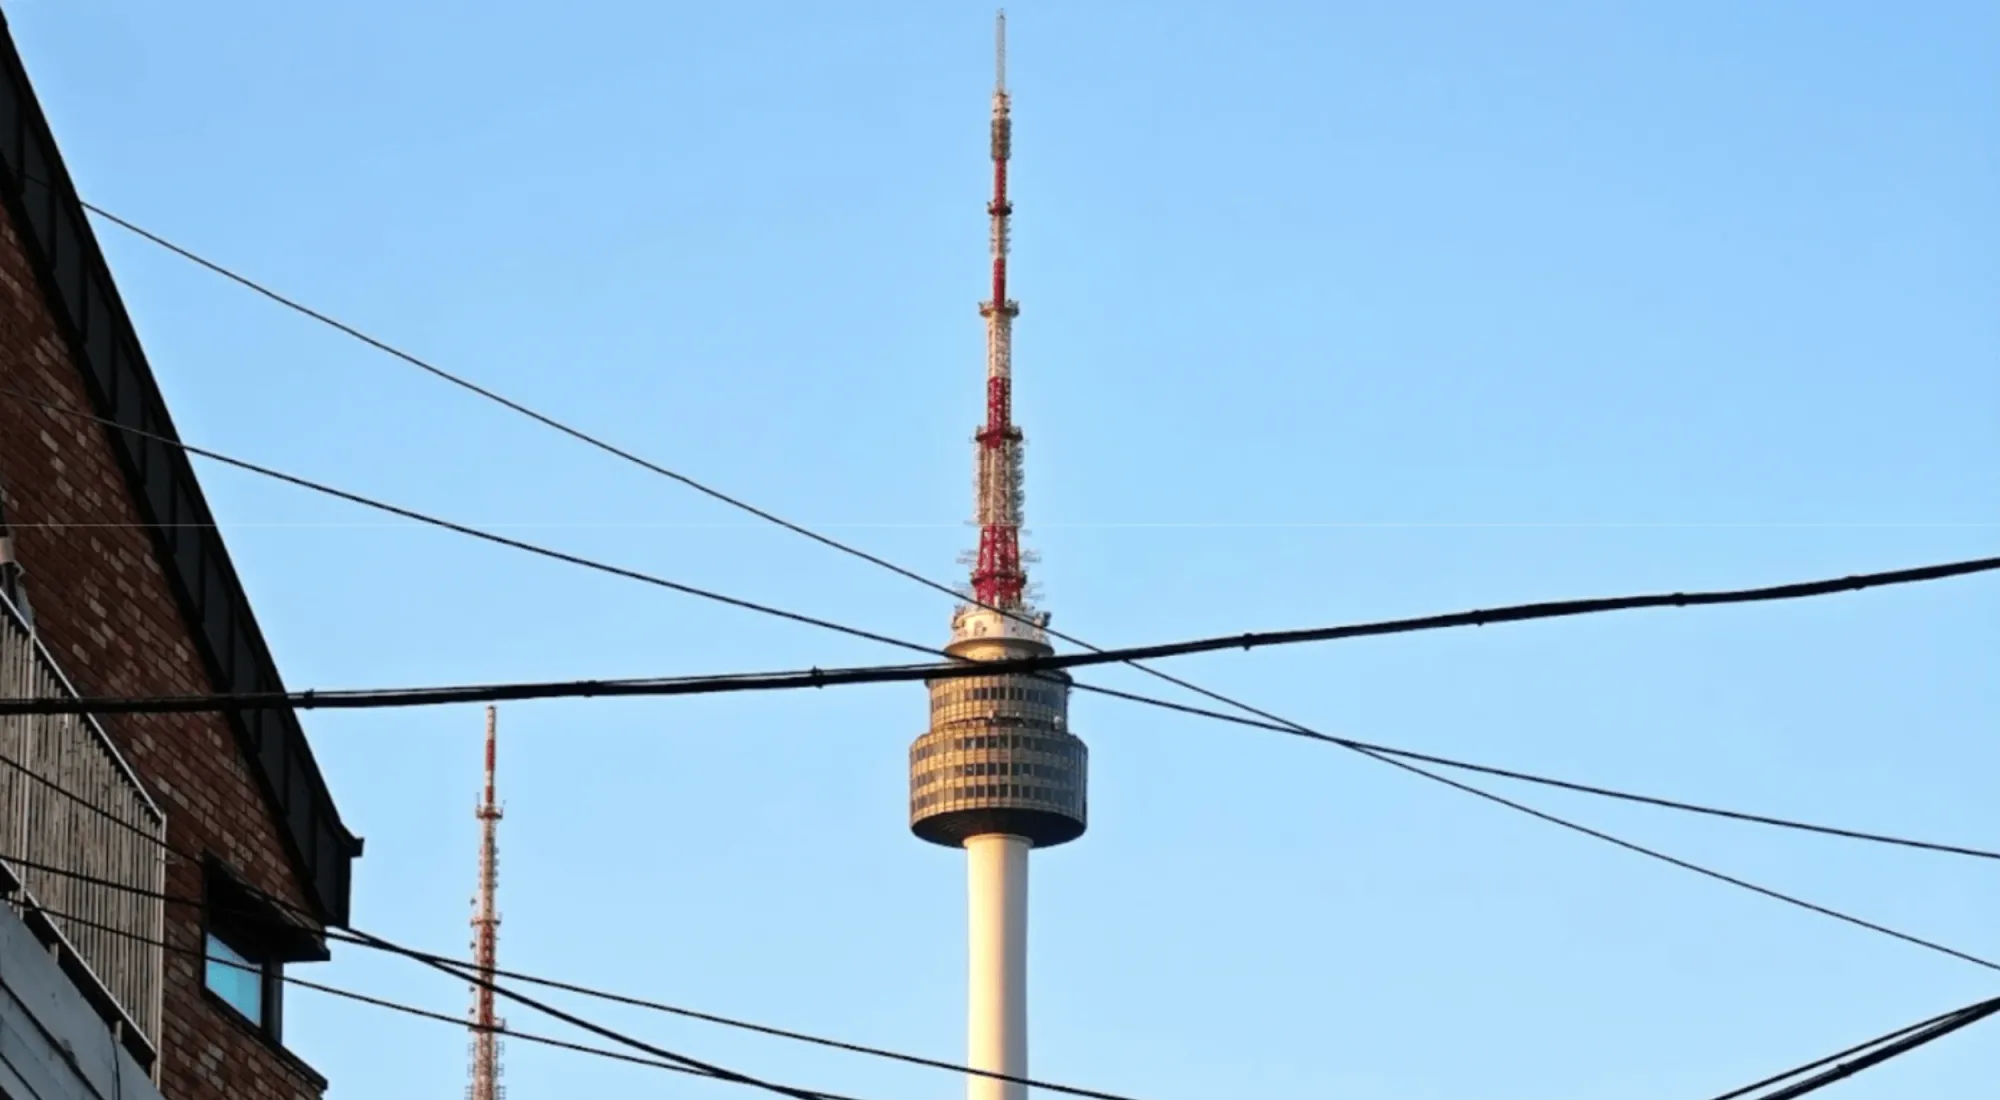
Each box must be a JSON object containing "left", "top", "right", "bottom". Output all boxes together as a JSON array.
[
  {"left": 467, "top": 706, "right": 505, "bottom": 1100},
  {"left": 972, "top": 7, "right": 1026, "bottom": 612}
]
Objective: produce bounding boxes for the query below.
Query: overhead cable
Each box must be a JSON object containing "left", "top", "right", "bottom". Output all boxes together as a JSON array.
[
  {"left": 0, "top": 387, "right": 937, "bottom": 661},
  {"left": 5, "top": 394, "right": 1990, "bottom": 865},
  {"left": 6, "top": 407, "right": 1996, "bottom": 981},
  {"left": 15, "top": 900, "right": 871, "bottom": 1098},
  {"left": 1701, "top": 995, "right": 2000, "bottom": 1100},
  {"left": 0, "top": 848, "right": 860, "bottom": 1100},
  {"left": 0, "top": 756, "right": 1145, "bottom": 1100},
  {"left": 12, "top": 845, "right": 1998, "bottom": 1100},
  {"left": 0, "top": 473, "right": 1980, "bottom": 717},
  {"left": 47, "top": 206, "right": 2000, "bottom": 970},
  {"left": 9, "top": 749, "right": 1998, "bottom": 1034},
  {"left": 1064, "top": 680, "right": 2000, "bottom": 862}
]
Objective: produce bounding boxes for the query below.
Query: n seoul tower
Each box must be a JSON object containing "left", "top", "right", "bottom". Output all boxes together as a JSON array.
[{"left": 907, "top": 13, "right": 1088, "bottom": 1100}]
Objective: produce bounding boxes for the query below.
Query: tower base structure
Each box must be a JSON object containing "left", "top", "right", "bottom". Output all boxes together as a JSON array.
[{"left": 966, "top": 833, "right": 1029, "bottom": 1100}]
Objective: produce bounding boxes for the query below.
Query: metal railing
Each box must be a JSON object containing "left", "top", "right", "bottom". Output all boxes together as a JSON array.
[{"left": 0, "top": 589, "right": 166, "bottom": 1059}]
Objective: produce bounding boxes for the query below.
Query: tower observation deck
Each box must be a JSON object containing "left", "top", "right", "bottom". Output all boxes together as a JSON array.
[{"left": 908, "top": 608, "right": 1088, "bottom": 848}]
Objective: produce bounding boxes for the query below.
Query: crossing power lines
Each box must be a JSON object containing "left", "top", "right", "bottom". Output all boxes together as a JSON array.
[
  {"left": 4, "top": 387, "right": 1997, "bottom": 973},
  {"left": 7, "top": 390, "right": 1994, "bottom": 865},
  {"left": 55, "top": 195, "right": 2000, "bottom": 1093},
  {"left": 0, "top": 753, "right": 1143, "bottom": 1100},
  {"left": 9, "top": 847, "right": 1995, "bottom": 1100}
]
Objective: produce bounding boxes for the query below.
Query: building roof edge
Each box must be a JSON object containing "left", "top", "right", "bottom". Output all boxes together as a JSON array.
[{"left": 0, "top": 13, "right": 360, "bottom": 925}]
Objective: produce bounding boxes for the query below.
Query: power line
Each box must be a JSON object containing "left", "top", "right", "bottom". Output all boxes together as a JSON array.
[
  {"left": 21, "top": 383, "right": 1996, "bottom": 695},
  {"left": 13, "top": 901, "right": 872, "bottom": 1099},
  {"left": 4, "top": 397, "right": 1996, "bottom": 886},
  {"left": 8, "top": 570, "right": 1978, "bottom": 713},
  {"left": 345, "top": 925, "right": 1143, "bottom": 1100},
  {"left": 42, "top": 209, "right": 2000, "bottom": 970},
  {"left": 0, "top": 756, "right": 1145, "bottom": 1100},
  {"left": 8, "top": 744, "right": 1999, "bottom": 1051},
  {"left": 72, "top": 206, "right": 2000, "bottom": 833},
  {"left": 0, "top": 387, "right": 938, "bottom": 662},
  {"left": 23, "top": 700, "right": 1998, "bottom": 1087},
  {"left": 72, "top": 198, "right": 1006, "bottom": 616},
  {"left": 0, "top": 491, "right": 1980, "bottom": 716},
  {"left": 0, "top": 849, "right": 855, "bottom": 1100},
  {"left": 10, "top": 385, "right": 1990, "bottom": 867},
  {"left": 356, "top": 927, "right": 846, "bottom": 1100},
  {"left": 1702, "top": 995, "right": 2000, "bottom": 1100},
  {"left": 12, "top": 847, "right": 1998, "bottom": 1100},
  {"left": 4, "top": 391, "right": 1991, "bottom": 865},
  {"left": 1063, "top": 681, "right": 2000, "bottom": 862},
  {"left": 30, "top": 881, "right": 2000, "bottom": 1100},
  {"left": 68, "top": 165, "right": 2000, "bottom": 1100}
]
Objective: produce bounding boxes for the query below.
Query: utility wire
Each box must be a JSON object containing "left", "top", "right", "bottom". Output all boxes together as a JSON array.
[
  {"left": 72, "top": 198, "right": 1001, "bottom": 611},
  {"left": 71, "top": 205, "right": 2000, "bottom": 796},
  {"left": 0, "top": 756, "right": 1145, "bottom": 1100},
  {"left": 0, "top": 387, "right": 936, "bottom": 661},
  {"left": 10, "top": 901, "right": 871, "bottom": 1099},
  {"left": 4, "top": 425, "right": 1989, "bottom": 874},
  {"left": 9, "top": 748, "right": 2000, "bottom": 1050},
  {"left": 6, "top": 409, "right": 1999, "bottom": 956},
  {"left": 21, "top": 385, "right": 1997, "bottom": 695},
  {"left": 0, "top": 423, "right": 1976, "bottom": 713},
  {"left": 0, "top": 443, "right": 1990, "bottom": 864},
  {"left": 13, "top": 848, "right": 1998, "bottom": 1100},
  {"left": 7, "top": 391, "right": 1989, "bottom": 862},
  {"left": 344, "top": 924, "right": 1142, "bottom": 1100},
  {"left": 1702, "top": 995, "right": 2000, "bottom": 1100},
  {"left": 0, "top": 849, "right": 856, "bottom": 1100},
  {"left": 23, "top": 722, "right": 1993, "bottom": 1091},
  {"left": 8, "top": 851, "right": 1139, "bottom": 1100},
  {"left": 353, "top": 926, "right": 848, "bottom": 1100},
  {"left": 1060, "top": 680, "right": 2000, "bottom": 862},
  {"left": 48, "top": 207, "right": 2000, "bottom": 971},
  {"left": 0, "top": 540, "right": 1976, "bottom": 720},
  {"left": 34, "top": 892, "right": 2000, "bottom": 1100}
]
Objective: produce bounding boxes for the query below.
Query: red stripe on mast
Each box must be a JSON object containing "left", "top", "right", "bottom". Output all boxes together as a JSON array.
[{"left": 970, "top": 12, "right": 1027, "bottom": 611}]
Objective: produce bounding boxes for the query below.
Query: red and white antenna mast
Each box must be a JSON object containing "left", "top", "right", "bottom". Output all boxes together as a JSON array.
[
  {"left": 467, "top": 706, "right": 504, "bottom": 1100},
  {"left": 970, "top": 8, "right": 1032, "bottom": 614}
]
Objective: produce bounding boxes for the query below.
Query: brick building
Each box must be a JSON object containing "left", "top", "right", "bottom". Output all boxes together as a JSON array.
[{"left": 0, "top": 11, "right": 362, "bottom": 1100}]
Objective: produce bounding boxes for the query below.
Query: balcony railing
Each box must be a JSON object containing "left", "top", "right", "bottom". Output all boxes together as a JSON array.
[{"left": 0, "top": 589, "right": 166, "bottom": 1064}]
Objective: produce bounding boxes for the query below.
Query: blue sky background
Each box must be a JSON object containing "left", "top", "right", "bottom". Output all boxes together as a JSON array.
[{"left": 9, "top": 1, "right": 1999, "bottom": 1096}]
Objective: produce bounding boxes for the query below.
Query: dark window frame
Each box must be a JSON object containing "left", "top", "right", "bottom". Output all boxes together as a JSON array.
[
  {"left": 200, "top": 855, "right": 329, "bottom": 1044},
  {"left": 201, "top": 924, "right": 281, "bottom": 1038}
]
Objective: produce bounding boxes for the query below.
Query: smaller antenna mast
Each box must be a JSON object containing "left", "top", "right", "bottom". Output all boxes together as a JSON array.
[{"left": 467, "top": 707, "right": 505, "bottom": 1100}]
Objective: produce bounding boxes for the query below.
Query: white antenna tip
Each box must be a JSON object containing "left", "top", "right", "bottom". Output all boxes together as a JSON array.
[{"left": 995, "top": 10, "right": 1007, "bottom": 93}]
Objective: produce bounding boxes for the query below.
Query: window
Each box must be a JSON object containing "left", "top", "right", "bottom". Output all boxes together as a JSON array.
[
  {"left": 204, "top": 931, "right": 270, "bottom": 1025},
  {"left": 202, "top": 856, "right": 323, "bottom": 1043}
]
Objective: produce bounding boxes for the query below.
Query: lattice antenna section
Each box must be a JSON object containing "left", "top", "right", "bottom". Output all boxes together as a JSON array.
[
  {"left": 967, "top": 6, "right": 1033, "bottom": 614},
  {"left": 467, "top": 706, "right": 505, "bottom": 1100}
]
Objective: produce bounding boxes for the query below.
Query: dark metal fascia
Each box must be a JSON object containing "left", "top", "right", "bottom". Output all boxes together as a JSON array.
[{"left": 0, "top": 13, "right": 361, "bottom": 925}]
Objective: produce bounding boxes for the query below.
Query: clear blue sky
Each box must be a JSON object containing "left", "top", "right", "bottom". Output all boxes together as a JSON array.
[{"left": 11, "top": 1, "right": 1999, "bottom": 1096}]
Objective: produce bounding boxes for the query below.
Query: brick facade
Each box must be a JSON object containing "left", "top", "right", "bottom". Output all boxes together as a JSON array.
[{"left": 0, "top": 196, "right": 327, "bottom": 1097}]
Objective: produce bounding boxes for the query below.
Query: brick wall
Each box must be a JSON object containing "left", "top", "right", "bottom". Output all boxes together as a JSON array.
[{"left": 0, "top": 197, "right": 327, "bottom": 1098}]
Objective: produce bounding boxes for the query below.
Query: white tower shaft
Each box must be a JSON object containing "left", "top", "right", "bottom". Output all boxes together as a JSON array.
[{"left": 967, "top": 834, "right": 1030, "bottom": 1100}]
